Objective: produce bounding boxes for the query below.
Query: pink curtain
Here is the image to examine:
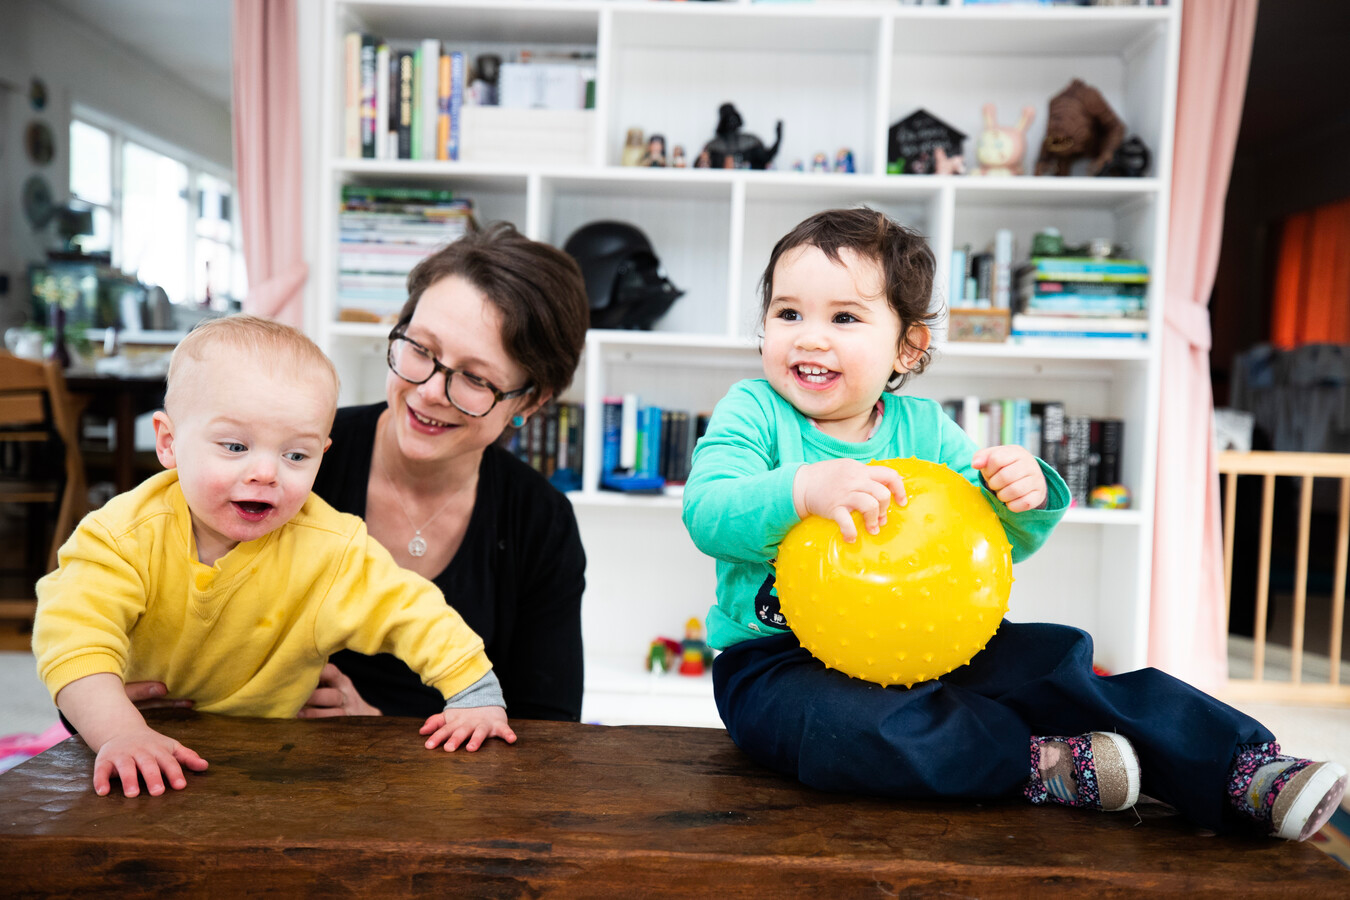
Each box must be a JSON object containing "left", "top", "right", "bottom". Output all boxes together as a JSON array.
[
  {"left": 1149, "top": 0, "right": 1259, "bottom": 688},
  {"left": 232, "top": 0, "right": 307, "bottom": 327}
]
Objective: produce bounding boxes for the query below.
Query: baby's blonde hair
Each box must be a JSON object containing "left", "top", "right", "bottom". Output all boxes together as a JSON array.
[{"left": 165, "top": 314, "right": 340, "bottom": 419}]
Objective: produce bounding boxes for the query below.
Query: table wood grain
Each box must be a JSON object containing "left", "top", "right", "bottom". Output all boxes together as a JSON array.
[{"left": 0, "top": 712, "right": 1344, "bottom": 897}]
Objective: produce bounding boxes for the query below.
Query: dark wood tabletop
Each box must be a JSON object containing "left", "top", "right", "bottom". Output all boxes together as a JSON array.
[{"left": 0, "top": 712, "right": 1344, "bottom": 897}]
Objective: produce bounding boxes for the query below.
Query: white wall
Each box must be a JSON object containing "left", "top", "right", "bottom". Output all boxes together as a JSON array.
[{"left": 0, "top": 0, "right": 233, "bottom": 329}]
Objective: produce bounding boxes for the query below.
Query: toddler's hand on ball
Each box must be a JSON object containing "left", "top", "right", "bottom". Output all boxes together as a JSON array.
[
  {"left": 972, "top": 445, "right": 1046, "bottom": 512},
  {"left": 793, "top": 459, "right": 907, "bottom": 542}
]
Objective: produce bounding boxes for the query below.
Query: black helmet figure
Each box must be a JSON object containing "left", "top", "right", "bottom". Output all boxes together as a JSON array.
[{"left": 562, "top": 221, "right": 685, "bottom": 330}]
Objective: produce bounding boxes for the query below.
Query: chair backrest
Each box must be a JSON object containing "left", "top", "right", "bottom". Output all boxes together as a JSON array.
[
  {"left": 0, "top": 351, "right": 87, "bottom": 574},
  {"left": 1218, "top": 450, "right": 1350, "bottom": 706},
  {"left": 0, "top": 353, "right": 54, "bottom": 432}
]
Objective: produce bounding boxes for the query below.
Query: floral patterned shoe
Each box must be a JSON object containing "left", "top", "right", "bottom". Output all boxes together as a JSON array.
[
  {"left": 1024, "top": 732, "right": 1140, "bottom": 813},
  {"left": 1229, "top": 742, "right": 1348, "bottom": 841}
]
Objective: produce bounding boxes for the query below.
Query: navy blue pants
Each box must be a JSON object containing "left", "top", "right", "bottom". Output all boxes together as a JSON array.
[{"left": 713, "top": 622, "right": 1274, "bottom": 832}]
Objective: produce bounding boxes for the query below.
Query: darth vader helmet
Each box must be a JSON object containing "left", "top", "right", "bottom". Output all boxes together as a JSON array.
[{"left": 562, "top": 221, "right": 684, "bottom": 330}]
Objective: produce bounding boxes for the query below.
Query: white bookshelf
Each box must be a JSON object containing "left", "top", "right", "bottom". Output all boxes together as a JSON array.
[{"left": 306, "top": 0, "right": 1180, "bottom": 726}]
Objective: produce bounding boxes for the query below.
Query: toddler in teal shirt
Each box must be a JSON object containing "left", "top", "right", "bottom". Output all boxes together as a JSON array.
[{"left": 683, "top": 207, "right": 1345, "bottom": 840}]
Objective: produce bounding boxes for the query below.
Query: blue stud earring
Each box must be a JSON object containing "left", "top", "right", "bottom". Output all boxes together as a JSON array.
[{"left": 511, "top": 415, "right": 526, "bottom": 428}]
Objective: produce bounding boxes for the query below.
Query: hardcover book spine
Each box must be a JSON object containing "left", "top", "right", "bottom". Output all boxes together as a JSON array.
[
  {"left": 359, "top": 35, "right": 377, "bottom": 158},
  {"left": 602, "top": 398, "right": 622, "bottom": 475},
  {"left": 448, "top": 51, "right": 465, "bottom": 161},
  {"left": 1096, "top": 418, "right": 1123, "bottom": 487},
  {"left": 396, "top": 49, "right": 415, "bottom": 159},
  {"left": 1065, "top": 415, "right": 1092, "bottom": 507},
  {"left": 419, "top": 39, "right": 441, "bottom": 161},
  {"left": 436, "top": 52, "right": 451, "bottom": 161},
  {"left": 344, "top": 32, "right": 361, "bottom": 158}
]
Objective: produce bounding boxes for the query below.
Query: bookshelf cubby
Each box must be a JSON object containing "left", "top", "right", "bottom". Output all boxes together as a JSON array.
[{"left": 309, "top": 0, "right": 1180, "bottom": 726}]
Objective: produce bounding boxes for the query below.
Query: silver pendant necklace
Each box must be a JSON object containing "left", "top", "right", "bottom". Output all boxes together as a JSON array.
[{"left": 378, "top": 451, "right": 459, "bottom": 558}]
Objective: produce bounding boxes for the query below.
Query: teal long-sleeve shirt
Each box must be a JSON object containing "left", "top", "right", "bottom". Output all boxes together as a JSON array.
[{"left": 682, "top": 379, "right": 1070, "bottom": 650}]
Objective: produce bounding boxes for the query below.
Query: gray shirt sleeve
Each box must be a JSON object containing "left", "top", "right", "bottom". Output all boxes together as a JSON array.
[{"left": 442, "top": 670, "right": 505, "bottom": 711}]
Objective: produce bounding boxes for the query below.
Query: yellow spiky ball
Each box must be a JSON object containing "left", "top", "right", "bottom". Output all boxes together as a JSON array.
[{"left": 775, "top": 457, "right": 1012, "bottom": 687}]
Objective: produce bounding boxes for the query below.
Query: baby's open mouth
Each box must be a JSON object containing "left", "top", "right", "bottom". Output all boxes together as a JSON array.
[
  {"left": 233, "top": 501, "right": 273, "bottom": 515},
  {"left": 795, "top": 364, "right": 837, "bottom": 385}
]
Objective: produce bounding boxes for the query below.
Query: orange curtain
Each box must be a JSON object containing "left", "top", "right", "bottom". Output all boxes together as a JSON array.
[{"left": 1270, "top": 198, "right": 1350, "bottom": 348}]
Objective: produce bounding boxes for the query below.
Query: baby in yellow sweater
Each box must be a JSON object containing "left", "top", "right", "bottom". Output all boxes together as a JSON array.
[{"left": 34, "top": 315, "right": 515, "bottom": 798}]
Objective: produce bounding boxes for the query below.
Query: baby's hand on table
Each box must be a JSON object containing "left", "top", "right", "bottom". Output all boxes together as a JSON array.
[
  {"left": 972, "top": 445, "right": 1047, "bottom": 512},
  {"left": 793, "top": 458, "right": 907, "bottom": 542},
  {"left": 92, "top": 725, "right": 208, "bottom": 797},
  {"left": 420, "top": 707, "right": 517, "bottom": 752}
]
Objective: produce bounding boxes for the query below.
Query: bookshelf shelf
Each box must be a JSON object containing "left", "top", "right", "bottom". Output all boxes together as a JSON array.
[{"left": 308, "top": 0, "right": 1180, "bottom": 726}]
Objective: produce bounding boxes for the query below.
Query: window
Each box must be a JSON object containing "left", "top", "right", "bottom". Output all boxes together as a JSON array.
[{"left": 68, "top": 109, "right": 246, "bottom": 308}]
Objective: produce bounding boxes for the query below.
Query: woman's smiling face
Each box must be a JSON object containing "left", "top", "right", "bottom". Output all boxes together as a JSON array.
[{"left": 386, "top": 274, "right": 540, "bottom": 466}]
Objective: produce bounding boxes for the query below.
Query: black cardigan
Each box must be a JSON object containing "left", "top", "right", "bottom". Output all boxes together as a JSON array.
[{"left": 313, "top": 403, "right": 585, "bottom": 720}]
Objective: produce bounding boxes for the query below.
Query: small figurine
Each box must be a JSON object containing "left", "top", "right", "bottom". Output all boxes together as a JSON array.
[
  {"left": 646, "top": 637, "right": 682, "bottom": 675},
  {"left": 641, "top": 134, "right": 667, "bottom": 167},
  {"left": 700, "top": 102, "right": 782, "bottom": 170},
  {"left": 792, "top": 159, "right": 804, "bottom": 172},
  {"left": 888, "top": 108, "right": 966, "bottom": 176},
  {"left": 1089, "top": 484, "right": 1131, "bottom": 510},
  {"left": 1034, "top": 79, "right": 1125, "bottom": 177},
  {"left": 621, "top": 128, "right": 645, "bottom": 167},
  {"left": 934, "top": 146, "right": 966, "bottom": 175},
  {"left": 834, "top": 148, "right": 855, "bottom": 174},
  {"left": 1097, "top": 134, "right": 1151, "bottom": 178},
  {"left": 810, "top": 152, "right": 829, "bottom": 173},
  {"left": 679, "top": 618, "right": 713, "bottom": 676},
  {"left": 671, "top": 144, "right": 687, "bottom": 168},
  {"left": 693, "top": 149, "right": 712, "bottom": 168},
  {"left": 974, "top": 103, "right": 1035, "bottom": 177}
]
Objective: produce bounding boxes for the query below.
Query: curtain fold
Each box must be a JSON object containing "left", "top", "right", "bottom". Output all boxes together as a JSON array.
[
  {"left": 1270, "top": 198, "right": 1350, "bottom": 348},
  {"left": 232, "top": 0, "right": 307, "bottom": 328},
  {"left": 1148, "top": 0, "right": 1259, "bottom": 688}
]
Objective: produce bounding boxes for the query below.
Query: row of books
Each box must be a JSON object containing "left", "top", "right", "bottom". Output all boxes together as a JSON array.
[
  {"left": 601, "top": 396, "right": 711, "bottom": 493},
  {"left": 343, "top": 34, "right": 465, "bottom": 161},
  {"left": 1012, "top": 256, "right": 1150, "bottom": 343},
  {"left": 503, "top": 401, "right": 585, "bottom": 492},
  {"left": 342, "top": 33, "right": 596, "bottom": 161},
  {"left": 941, "top": 397, "right": 1124, "bottom": 507},
  {"left": 336, "top": 185, "right": 473, "bottom": 322},
  {"left": 950, "top": 229, "right": 1015, "bottom": 309}
]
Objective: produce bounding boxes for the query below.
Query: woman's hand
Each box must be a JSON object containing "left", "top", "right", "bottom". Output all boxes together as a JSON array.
[
  {"left": 973, "top": 444, "right": 1047, "bottom": 512},
  {"left": 298, "top": 663, "right": 383, "bottom": 718},
  {"left": 792, "top": 459, "right": 907, "bottom": 542},
  {"left": 124, "top": 681, "right": 194, "bottom": 711}
]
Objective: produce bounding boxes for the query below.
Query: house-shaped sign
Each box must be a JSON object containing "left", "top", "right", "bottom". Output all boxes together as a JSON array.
[{"left": 888, "top": 109, "right": 966, "bottom": 175}]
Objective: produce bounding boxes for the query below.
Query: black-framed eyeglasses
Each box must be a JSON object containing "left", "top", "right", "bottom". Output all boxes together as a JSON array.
[{"left": 386, "top": 327, "right": 534, "bottom": 418}]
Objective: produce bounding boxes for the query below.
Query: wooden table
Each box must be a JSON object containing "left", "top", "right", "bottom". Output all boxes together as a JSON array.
[
  {"left": 0, "top": 713, "right": 1344, "bottom": 897},
  {"left": 65, "top": 372, "right": 165, "bottom": 493}
]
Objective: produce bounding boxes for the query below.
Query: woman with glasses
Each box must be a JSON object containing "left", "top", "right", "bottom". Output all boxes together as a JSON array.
[{"left": 298, "top": 220, "right": 591, "bottom": 721}]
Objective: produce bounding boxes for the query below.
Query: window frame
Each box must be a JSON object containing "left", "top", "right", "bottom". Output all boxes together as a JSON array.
[{"left": 69, "top": 104, "right": 244, "bottom": 308}]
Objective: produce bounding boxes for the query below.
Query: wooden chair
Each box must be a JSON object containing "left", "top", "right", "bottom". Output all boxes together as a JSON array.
[
  {"left": 0, "top": 352, "right": 87, "bottom": 622},
  {"left": 1218, "top": 450, "right": 1350, "bottom": 705}
]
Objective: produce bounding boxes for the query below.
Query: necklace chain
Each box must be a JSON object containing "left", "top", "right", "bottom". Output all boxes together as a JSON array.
[{"left": 377, "top": 451, "right": 459, "bottom": 558}]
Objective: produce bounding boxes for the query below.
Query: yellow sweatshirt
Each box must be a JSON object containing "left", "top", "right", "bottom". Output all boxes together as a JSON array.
[{"left": 34, "top": 469, "right": 492, "bottom": 717}]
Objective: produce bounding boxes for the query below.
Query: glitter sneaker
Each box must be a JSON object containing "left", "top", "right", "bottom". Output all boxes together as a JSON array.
[
  {"left": 1228, "top": 742, "right": 1348, "bottom": 841},
  {"left": 1025, "top": 732, "right": 1141, "bottom": 813}
]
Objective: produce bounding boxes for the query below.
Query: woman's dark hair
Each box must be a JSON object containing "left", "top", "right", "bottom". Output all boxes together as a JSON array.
[
  {"left": 758, "top": 207, "right": 937, "bottom": 390},
  {"left": 399, "top": 220, "right": 589, "bottom": 401}
]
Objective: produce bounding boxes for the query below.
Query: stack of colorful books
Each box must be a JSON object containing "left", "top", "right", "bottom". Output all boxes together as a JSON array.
[
  {"left": 336, "top": 186, "right": 473, "bottom": 322},
  {"left": 1011, "top": 257, "right": 1149, "bottom": 343}
]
